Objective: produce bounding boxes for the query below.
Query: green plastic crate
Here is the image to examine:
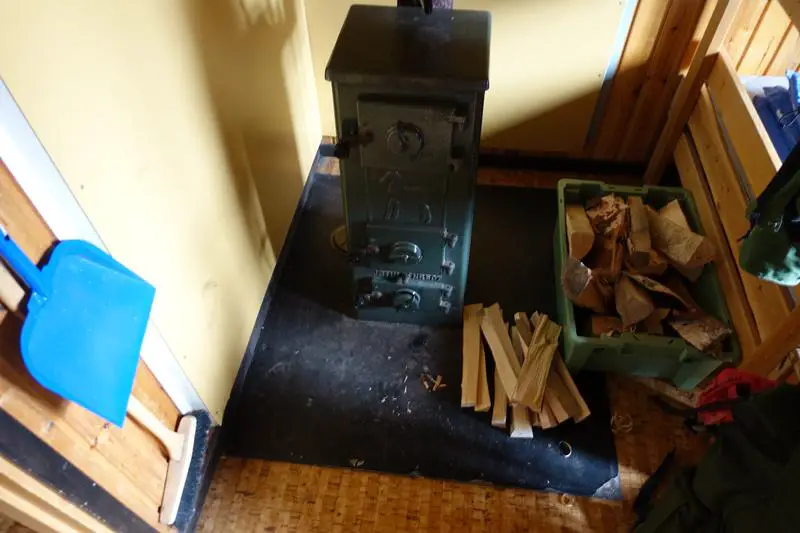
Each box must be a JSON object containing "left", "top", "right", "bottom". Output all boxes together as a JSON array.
[{"left": 554, "top": 180, "right": 741, "bottom": 390}]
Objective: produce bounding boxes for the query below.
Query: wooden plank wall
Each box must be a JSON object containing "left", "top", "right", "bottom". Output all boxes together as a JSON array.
[
  {"left": 1, "top": 455, "right": 114, "bottom": 533},
  {"left": 589, "top": 0, "right": 709, "bottom": 163},
  {"left": 725, "top": 0, "right": 799, "bottom": 74},
  {"left": 0, "top": 159, "right": 179, "bottom": 531}
]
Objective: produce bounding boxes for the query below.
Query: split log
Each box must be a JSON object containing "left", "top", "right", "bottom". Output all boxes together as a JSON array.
[
  {"left": 643, "top": 308, "right": 671, "bottom": 335},
  {"left": 615, "top": 275, "right": 655, "bottom": 327},
  {"left": 561, "top": 257, "right": 608, "bottom": 313},
  {"left": 586, "top": 195, "right": 628, "bottom": 236},
  {"left": 589, "top": 205, "right": 628, "bottom": 283},
  {"left": 566, "top": 205, "right": 594, "bottom": 260},
  {"left": 590, "top": 235, "right": 625, "bottom": 282},
  {"left": 626, "top": 197, "right": 651, "bottom": 268},
  {"left": 461, "top": 304, "right": 483, "bottom": 408},
  {"left": 670, "top": 314, "right": 731, "bottom": 352},
  {"left": 481, "top": 304, "right": 520, "bottom": 398},
  {"left": 658, "top": 200, "right": 690, "bottom": 228},
  {"left": 646, "top": 206, "right": 715, "bottom": 267},
  {"left": 591, "top": 315, "right": 624, "bottom": 336},
  {"left": 626, "top": 274, "right": 693, "bottom": 309},
  {"left": 656, "top": 202, "right": 704, "bottom": 280},
  {"left": 626, "top": 249, "right": 669, "bottom": 276},
  {"left": 662, "top": 275, "right": 701, "bottom": 312}
]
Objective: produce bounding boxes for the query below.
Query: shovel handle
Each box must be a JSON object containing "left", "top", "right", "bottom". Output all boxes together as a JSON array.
[
  {"left": 127, "top": 396, "right": 185, "bottom": 460},
  {"left": 0, "top": 226, "right": 48, "bottom": 297}
]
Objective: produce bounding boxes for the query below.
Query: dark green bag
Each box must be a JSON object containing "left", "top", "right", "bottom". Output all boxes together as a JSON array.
[
  {"left": 634, "top": 384, "right": 800, "bottom": 533},
  {"left": 740, "top": 145, "right": 800, "bottom": 286}
]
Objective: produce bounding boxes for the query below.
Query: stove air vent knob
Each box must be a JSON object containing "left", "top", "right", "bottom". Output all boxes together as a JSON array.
[
  {"left": 393, "top": 289, "right": 421, "bottom": 311},
  {"left": 388, "top": 241, "right": 422, "bottom": 264},
  {"left": 386, "top": 122, "right": 423, "bottom": 156}
]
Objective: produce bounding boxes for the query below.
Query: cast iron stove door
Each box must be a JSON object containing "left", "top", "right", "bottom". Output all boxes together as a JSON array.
[{"left": 359, "top": 99, "right": 457, "bottom": 273}]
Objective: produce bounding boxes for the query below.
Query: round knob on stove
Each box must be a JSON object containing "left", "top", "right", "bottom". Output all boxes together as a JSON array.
[
  {"left": 386, "top": 122, "right": 423, "bottom": 156},
  {"left": 393, "top": 289, "right": 421, "bottom": 311},
  {"left": 388, "top": 241, "right": 422, "bottom": 264}
]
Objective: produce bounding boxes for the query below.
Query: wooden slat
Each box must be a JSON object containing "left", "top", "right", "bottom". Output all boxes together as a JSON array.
[
  {"left": 750, "top": 305, "right": 800, "bottom": 375},
  {"left": 706, "top": 49, "right": 782, "bottom": 196},
  {"left": 644, "top": 0, "right": 740, "bottom": 184},
  {"left": 687, "top": 86, "right": 792, "bottom": 339},
  {"left": 550, "top": 372, "right": 581, "bottom": 419},
  {"left": 509, "top": 326, "right": 533, "bottom": 439},
  {"left": 725, "top": 0, "right": 771, "bottom": 64},
  {"left": 0, "top": 160, "right": 52, "bottom": 262},
  {"left": 765, "top": 23, "right": 800, "bottom": 74},
  {"left": 0, "top": 337, "right": 165, "bottom": 529},
  {"left": 738, "top": 0, "right": 793, "bottom": 74},
  {"left": 0, "top": 158, "right": 176, "bottom": 529},
  {"left": 619, "top": 0, "right": 706, "bottom": 161},
  {"left": 491, "top": 372, "right": 508, "bottom": 429},
  {"left": 543, "top": 375, "right": 570, "bottom": 424},
  {"left": 460, "top": 304, "right": 483, "bottom": 408},
  {"left": 777, "top": 0, "right": 800, "bottom": 31},
  {"left": 0, "top": 455, "right": 115, "bottom": 533},
  {"left": 552, "top": 355, "right": 590, "bottom": 422},
  {"left": 475, "top": 343, "right": 491, "bottom": 412},
  {"left": 591, "top": 0, "right": 672, "bottom": 159},
  {"left": 673, "top": 133, "right": 760, "bottom": 358},
  {"left": 480, "top": 304, "right": 520, "bottom": 399}
]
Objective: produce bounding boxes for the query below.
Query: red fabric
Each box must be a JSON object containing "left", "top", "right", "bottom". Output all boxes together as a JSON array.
[{"left": 696, "top": 368, "right": 777, "bottom": 425}]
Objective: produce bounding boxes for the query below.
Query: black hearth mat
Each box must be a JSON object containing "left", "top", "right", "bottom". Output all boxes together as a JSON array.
[{"left": 222, "top": 173, "right": 620, "bottom": 498}]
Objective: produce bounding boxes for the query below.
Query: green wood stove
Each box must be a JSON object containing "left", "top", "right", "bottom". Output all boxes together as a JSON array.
[{"left": 325, "top": 4, "right": 491, "bottom": 325}]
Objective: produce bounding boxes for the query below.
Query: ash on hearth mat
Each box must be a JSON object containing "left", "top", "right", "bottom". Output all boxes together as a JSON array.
[{"left": 222, "top": 174, "right": 620, "bottom": 499}]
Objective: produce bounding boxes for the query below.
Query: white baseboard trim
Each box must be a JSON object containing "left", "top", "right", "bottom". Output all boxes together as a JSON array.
[{"left": 0, "top": 79, "right": 206, "bottom": 416}]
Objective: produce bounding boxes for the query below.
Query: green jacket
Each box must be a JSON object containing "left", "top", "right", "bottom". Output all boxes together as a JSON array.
[{"left": 635, "top": 385, "right": 800, "bottom": 533}]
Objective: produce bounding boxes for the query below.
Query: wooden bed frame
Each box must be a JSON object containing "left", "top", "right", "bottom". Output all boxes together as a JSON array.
[{"left": 645, "top": 0, "right": 800, "bottom": 377}]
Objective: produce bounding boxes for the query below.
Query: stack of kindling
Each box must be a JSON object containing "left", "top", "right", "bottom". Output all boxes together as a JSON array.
[
  {"left": 461, "top": 303, "right": 590, "bottom": 437},
  {"left": 563, "top": 195, "right": 731, "bottom": 354}
]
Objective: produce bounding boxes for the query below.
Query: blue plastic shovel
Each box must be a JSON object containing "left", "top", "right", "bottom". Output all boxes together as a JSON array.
[{"left": 0, "top": 226, "right": 155, "bottom": 426}]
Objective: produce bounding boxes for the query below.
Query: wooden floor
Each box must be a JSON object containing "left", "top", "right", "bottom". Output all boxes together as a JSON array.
[{"left": 198, "top": 375, "right": 708, "bottom": 533}]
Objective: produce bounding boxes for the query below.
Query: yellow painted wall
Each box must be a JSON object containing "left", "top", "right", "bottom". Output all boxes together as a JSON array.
[
  {"left": 0, "top": 0, "right": 321, "bottom": 422},
  {"left": 305, "top": 0, "right": 624, "bottom": 154}
]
